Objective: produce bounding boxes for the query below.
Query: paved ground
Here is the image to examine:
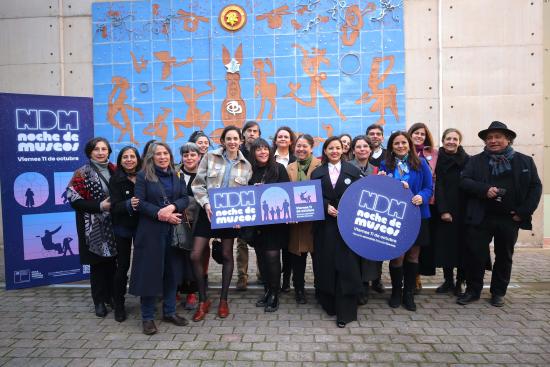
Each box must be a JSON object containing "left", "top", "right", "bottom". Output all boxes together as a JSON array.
[{"left": 1, "top": 247, "right": 550, "bottom": 367}]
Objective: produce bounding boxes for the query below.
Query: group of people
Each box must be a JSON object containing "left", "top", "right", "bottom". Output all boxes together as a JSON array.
[{"left": 67, "top": 120, "right": 542, "bottom": 334}]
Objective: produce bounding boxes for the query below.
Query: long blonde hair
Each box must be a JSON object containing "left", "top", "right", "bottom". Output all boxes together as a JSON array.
[{"left": 142, "top": 142, "right": 175, "bottom": 182}]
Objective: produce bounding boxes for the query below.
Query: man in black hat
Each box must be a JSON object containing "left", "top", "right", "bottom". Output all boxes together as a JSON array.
[{"left": 457, "top": 121, "right": 542, "bottom": 307}]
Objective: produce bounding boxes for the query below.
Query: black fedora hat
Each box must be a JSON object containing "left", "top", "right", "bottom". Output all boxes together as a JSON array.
[{"left": 478, "top": 121, "right": 517, "bottom": 140}]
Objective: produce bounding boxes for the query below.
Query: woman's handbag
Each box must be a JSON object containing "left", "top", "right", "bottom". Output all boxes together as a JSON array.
[{"left": 171, "top": 212, "right": 193, "bottom": 251}]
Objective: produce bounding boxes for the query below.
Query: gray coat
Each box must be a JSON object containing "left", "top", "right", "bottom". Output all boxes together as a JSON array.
[{"left": 129, "top": 171, "right": 189, "bottom": 297}]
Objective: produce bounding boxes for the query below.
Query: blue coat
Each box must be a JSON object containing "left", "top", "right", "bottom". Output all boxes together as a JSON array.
[
  {"left": 129, "top": 170, "right": 189, "bottom": 297},
  {"left": 380, "top": 158, "right": 433, "bottom": 219}
]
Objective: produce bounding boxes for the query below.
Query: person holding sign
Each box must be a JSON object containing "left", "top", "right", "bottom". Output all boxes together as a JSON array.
[
  {"left": 129, "top": 142, "right": 189, "bottom": 335},
  {"left": 191, "top": 126, "right": 253, "bottom": 321},
  {"left": 287, "top": 134, "right": 322, "bottom": 304},
  {"left": 379, "top": 132, "right": 433, "bottom": 312},
  {"left": 67, "top": 137, "right": 117, "bottom": 319},
  {"left": 248, "top": 138, "right": 290, "bottom": 312},
  {"left": 311, "top": 136, "right": 363, "bottom": 328}
]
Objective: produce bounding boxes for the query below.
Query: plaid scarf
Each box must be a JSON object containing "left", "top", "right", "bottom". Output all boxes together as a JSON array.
[{"left": 485, "top": 146, "right": 515, "bottom": 176}]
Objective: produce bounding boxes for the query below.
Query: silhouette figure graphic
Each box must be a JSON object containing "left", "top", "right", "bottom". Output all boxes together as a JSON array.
[
  {"left": 37, "top": 226, "right": 63, "bottom": 254},
  {"left": 262, "top": 200, "right": 270, "bottom": 221},
  {"left": 270, "top": 207, "right": 275, "bottom": 221},
  {"left": 25, "top": 188, "right": 35, "bottom": 208},
  {"left": 282, "top": 199, "right": 291, "bottom": 219},
  {"left": 276, "top": 206, "right": 281, "bottom": 220},
  {"left": 62, "top": 237, "right": 74, "bottom": 256}
]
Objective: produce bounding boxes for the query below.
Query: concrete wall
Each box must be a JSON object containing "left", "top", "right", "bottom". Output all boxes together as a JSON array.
[
  {"left": 544, "top": 0, "right": 550, "bottom": 245},
  {"left": 0, "top": 0, "right": 546, "bottom": 246}
]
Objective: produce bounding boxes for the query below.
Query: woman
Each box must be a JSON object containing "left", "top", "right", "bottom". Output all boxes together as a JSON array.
[
  {"left": 129, "top": 142, "right": 189, "bottom": 335},
  {"left": 176, "top": 142, "right": 204, "bottom": 310},
  {"left": 272, "top": 126, "right": 296, "bottom": 292},
  {"left": 248, "top": 138, "right": 290, "bottom": 312},
  {"left": 434, "top": 129, "right": 469, "bottom": 295},
  {"left": 66, "top": 137, "right": 117, "bottom": 318},
  {"left": 349, "top": 135, "right": 381, "bottom": 304},
  {"left": 408, "top": 122, "right": 438, "bottom": 293},
  {"left": 311, "top": 136, "right": 363, "bottom": 327},
  {"left": 189, "top": 130, "right": 211, "bottom": 157},
  {"left": 339, "top": 133, "right": 353, "bottom": 161},
  {"left": 191, "top": 125, "right": 253, "bottom": 321},
  {"left": 287, "top": 134, "right": 322, "bottom": 304},
  {"left": 109, "top": 146, "right": 141, "bottom": 322},
  {"left": 380, "top": 132, "right": 433, "bottom": 311}
]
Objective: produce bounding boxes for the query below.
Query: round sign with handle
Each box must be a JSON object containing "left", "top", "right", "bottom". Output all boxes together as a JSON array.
[{"left": 337, "top": 175, "right": 421, "bottom": 261}]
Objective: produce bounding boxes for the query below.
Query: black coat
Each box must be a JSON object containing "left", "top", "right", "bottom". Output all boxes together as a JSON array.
[
  {"left": 310, "top": 161, "right": 363, "bottom": 296},
  {"left": 248, "top": 163, "right": 290, "bottom": 250},
  {"left": 460, "top": 150, "right": 542, "bottom": 230},
  {"left": 129, "top": 170, "right": 189, "bottom": 297},
  {"left": 433, "top": 147, "right": 469, "bottom": 267},
  {"left": 109, "top": 169, "right": 138, "bottom": 234}
]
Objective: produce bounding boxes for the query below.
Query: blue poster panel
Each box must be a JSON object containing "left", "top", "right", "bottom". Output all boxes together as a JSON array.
[
  {"left": 0, "top": 93, "right": 94, "bottom": 289},
  {"left": 209, "top": 180, "right": 324, "bottom": 229},
  {"left": 92, "top": 0, "right": 405, "bottom": 157},
  {"left": 337, "top": 175, "right": 421, "bottom": 261}
]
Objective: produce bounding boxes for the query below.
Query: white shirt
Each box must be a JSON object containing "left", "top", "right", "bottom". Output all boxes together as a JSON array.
[
  {"left": 274, "top": 150, "right": 290, "bottom": 168},
  {"left": 371, "top": 147, "right": 383, "bottom": 160}
]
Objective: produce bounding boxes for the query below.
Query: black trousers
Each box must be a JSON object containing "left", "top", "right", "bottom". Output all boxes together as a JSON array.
[
  {"left": 465, "top": 215, "right": 519, "bottom": 297},
  {"left": 113, "top": 235, "right": 132, "bottom": 307},
  {"left": 281, "top": 248, "right": 292, "bottom": 281},
  {"left": 90, "top": 260, "right": 116, "bottom": 306},
  {"left": 290, "top": 252, "right": 310, "bottom": 290}
]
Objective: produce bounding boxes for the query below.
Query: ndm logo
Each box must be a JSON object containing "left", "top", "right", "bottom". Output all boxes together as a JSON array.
[{"left": 16, "top": 109, "right": 80, "bottom": 152}]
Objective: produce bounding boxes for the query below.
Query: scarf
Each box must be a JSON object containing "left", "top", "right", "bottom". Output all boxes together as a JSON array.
[
  {"left": 436, "top": 146, "right": 468, "bottom": 176},
  {"left": 66, "top": 163, "right": 116, "bottom": 258},
  {"left": 415, "top": 144, "right": 425, "bottom": 157},
  {"left": 393, "top": 154, "right": 410, "bottom": 181},
  {"left": 485, "top": 145, "right": 515, "bottom": 176},
  {"left": 297, "top": 156, "right": 313, "bottom": 182}
]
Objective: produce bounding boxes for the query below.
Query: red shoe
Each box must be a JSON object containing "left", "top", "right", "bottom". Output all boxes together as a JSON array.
[
  {"left": 185, "top": 293, "right": 198, "bottom": 310},
  {"left": 217, "top": 300, "right": 229, "bottom": 318},
  {"left": 192, "top": 299, "right": 211, "bottom": 322},
  {"left": 175, "top": 293, "right": 182, "bottom": 301}
]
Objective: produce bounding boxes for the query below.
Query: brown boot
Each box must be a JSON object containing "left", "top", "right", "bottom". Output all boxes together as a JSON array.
[
  {"left": 414, "top": 274, "right": 422, "bottom": 295},
  {"left": 142, "top": 320, "right": 158, "bottom": 335},
  {"left": 192, "top": 299, "right": 211, "bottom": 322}
]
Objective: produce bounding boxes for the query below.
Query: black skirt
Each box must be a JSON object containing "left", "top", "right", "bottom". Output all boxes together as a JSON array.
[
  {"left": 193, "top": 207, "right": 239, "bottom": 239},
  {"left": 413, "top": 218, "right": 431, "bottom": 247}
]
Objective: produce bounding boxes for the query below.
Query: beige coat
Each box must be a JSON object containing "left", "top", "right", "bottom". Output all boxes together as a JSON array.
[{"left": 286, "top": 157, "right": 322, "bottom": 255}]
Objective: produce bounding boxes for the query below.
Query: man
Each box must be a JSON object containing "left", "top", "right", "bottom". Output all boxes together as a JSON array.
[
  {"left": 366, "top": 124, "right": 386, "bottom": 168},
  {"left": 236, "top": 121, "right": 262, "bottom": 290},
  {"left": 458, "top": 121, "right": 541, "bottom": 307},
  {"left": 364, "top": 123, "right": 386, "bottom": 294}
]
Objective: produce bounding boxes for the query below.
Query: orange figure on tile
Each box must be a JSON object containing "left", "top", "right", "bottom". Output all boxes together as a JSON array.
[
  {"left": 220, "top": 44, "right": 246, "bottom": 128},
  {"left": 355, "top": 55, "right": 399, "bottom": 126},
  {"left": 152, "top": 4, "right": 160, "bottom": 16},
  {"left": 256, "top": 5, "right": 292, "bottom": 29},
  {"left": 130, "top": 51, "right": 148, "bottom": 74},
  {"left": 291, "top": 19, "right": 302, "bottom": 30},
  {"left": 143, "top": 107, "right": 171, "bottom": 142},
  {"left": 107, "top": 76, "right": 143, "bottom": 145},
  {"left": 177, "top": 9, "right": 209, "bottom": 32},
  {"left": 285, "top": 44, "right": 347, "bottom": 121},
  {"left": 341, "top": 5, "right": 363, "bottom": 46},
  {"left": 253, "top": 58, "right": 277, "bottom": 122},
  {"left": 153, "top": 51, "right": 192, "bottom": 80},
  {"left": 166, "top": 82, "right": 216, "bottom": 139}
]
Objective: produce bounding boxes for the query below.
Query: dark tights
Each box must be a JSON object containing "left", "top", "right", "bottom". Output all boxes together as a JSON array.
[
  {"left": 256, "top": 249, "right": 281, "bottom": 291},
  {"left": 191, "top": 237, "right": 234, "bottom": 301}
]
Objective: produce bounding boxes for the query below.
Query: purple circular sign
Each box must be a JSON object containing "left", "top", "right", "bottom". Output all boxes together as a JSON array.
[{"left": 337, "top": 175, "right": 421, "bottom": 261}]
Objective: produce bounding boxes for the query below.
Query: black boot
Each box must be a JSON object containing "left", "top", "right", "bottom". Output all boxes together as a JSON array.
[
  {"left": 454, "top": 268, "right": 466, "bottom": 296},
  {"left": 403, "top": 261, "right": 418, "bottom": 311},
  {"left": 295, "top": 288, "right": 307, "bottom": 304},
  {"left": 436, "top": 267, "right": 455, "bottom": 293},
  {"left": 388, "top": 266, "right": 403, "bottom": 308},
  {"left": 358, "top": 283, "right": 369, "bottom": 305},
  {"left": 114, "top": 304, "right": 126, "bottom": 322},
  {"left": 256, "top": 286, "right": 269, "bottom": 307},
  {"left": 281, "top": 273, "right": 291, "bottom": 293},
  {"left": 265, "top": 289, "right": 279, "bottom": 312}
]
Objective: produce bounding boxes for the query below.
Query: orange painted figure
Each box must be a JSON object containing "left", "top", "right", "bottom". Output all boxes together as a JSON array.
[
  {"left": 166, "top": 82, "right": 216, "bottom": 139},
  {"left": 355, "top": 55, "right": 399, "bottom": 126},
  {"left": 177, "top": 10, "right": 209, "bottom": 32},
  {"left": 130, "top": 51, "right": 148, "bottom": 73},
  {"left": 286, "top": 44, "right": 347, "bottom": 121},
  {"left": 153, "top": 51, "right": 192, "bottom": 80},
  {"left": 253, "top": 58, "right": 277, "bottom": 122},
  {"left": 107, "top": 76, "right": 143, "bottom": 145},
  {"left": 220, "top": 44, "right": 246, "bottom": 129},
  {"left": 341, "top": 5, "right": 364, "bottom": 46},
  {"left": 143, "top": 107, "right": 171, "bottom": 142},
  {"left": 255, "top": 5, "right": 292, "bottom": 29},
  {"left": 152, "top": 4, "right": 160, "bottom": 16},
  {"left": 291, "top": 19, "right": 302, "bottom": 30}
]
